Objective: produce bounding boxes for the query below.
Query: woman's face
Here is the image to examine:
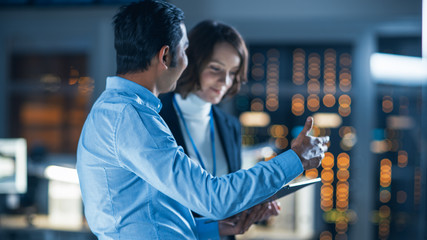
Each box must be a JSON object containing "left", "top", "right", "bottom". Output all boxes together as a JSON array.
[{"left": 194, "top": 42, "right": 240, "bottom": 104}]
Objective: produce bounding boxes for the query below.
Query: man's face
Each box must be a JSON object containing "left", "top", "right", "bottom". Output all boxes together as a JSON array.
[{"left": 158, "top": 23, "right": 189, "bottom": 94}]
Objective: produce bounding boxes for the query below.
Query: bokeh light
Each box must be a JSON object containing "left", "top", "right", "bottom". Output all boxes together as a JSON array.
[
  {"left": 250, "top": 98, "right": 264, "bottom": 111},
  {"left": 323, "top": 94, "right": 336, "bottom": 108},
  {"left": 305, "top": 168, "right": 319, "bottom": 179},
  {"left": 382, "top": 96, "right": 393, "bottom": 113},
  {"left": 293, "top": 48, "right": 306, "bottom": 85},
  {"left": 307, "top": 94, "right": 320, "bottom": 112},
  {"left": 292, "top": 94, "right": 305, "bottom": 116},
  {"left": 397, "top": 150, "right": 408, "bottom": 168}
]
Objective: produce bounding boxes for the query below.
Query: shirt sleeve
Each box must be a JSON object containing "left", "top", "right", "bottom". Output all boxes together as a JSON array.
[
  {"left": 195, "top": 217, "right": 220, "bottom": 240},
  {"left": 114, "top": 104, "right": 303, "bottom": 220}
]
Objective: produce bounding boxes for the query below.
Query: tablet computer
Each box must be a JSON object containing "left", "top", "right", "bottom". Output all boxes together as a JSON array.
[
  {"left": 263, "top": 177, "right": 321, "bottom": 203},
  {"left": 203, "top": 177, "right": 322, "bottom": 223}
]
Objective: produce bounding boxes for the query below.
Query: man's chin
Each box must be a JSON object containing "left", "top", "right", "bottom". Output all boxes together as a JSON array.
[{"left": 159, "top": 83, "right": 177, "bottom": 94}]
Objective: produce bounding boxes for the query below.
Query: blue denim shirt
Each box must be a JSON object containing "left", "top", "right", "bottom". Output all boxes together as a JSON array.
[{"left": 77, "top": 76, "right": 303, "bottom": 240}]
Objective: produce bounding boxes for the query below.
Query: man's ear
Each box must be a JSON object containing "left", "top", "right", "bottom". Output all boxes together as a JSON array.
[{"left": 158, "top": 45, "right": 170, "bottom": 70}]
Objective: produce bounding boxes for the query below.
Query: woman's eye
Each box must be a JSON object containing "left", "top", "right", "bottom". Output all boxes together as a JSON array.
[{"left": 210, "top": 66, "right": 221, "bottom": 72}]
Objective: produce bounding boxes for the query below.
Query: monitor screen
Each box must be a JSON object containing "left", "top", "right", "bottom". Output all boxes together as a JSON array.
[{"left": 0, "top": 138, "right": 27, "bottom": 194}]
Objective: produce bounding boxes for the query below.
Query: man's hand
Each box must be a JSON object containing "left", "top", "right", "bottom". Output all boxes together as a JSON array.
[
  {"left": 291, "top": 116, "right": 329, "bottom": 170},
  {"left": 218, "top": 202, "right": 279, "bottom": 236},
  {"left": 258, "top": 201, "right": 281, "bottom": 222}
]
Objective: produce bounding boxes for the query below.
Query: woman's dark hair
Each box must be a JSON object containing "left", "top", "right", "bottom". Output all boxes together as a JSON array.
[
  {"left": 175, "top": 20, "right": 248, "bottom": 99},
  {"left": 113, "top": 0, "right": 184, "bottom": 74}
]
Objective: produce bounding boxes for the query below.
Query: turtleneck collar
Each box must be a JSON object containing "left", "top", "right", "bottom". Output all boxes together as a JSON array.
[{"left": 174, "top": 93, "right": 212, "bottom": 118}]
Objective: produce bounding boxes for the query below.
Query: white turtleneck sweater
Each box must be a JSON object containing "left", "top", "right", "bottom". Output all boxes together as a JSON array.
[{"left": 174, "top": 93, "right": 229, "bottom": 177}]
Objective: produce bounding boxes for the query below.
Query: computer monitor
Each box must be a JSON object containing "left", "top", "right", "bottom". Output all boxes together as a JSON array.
[{"left": 0, "top": 138, "right": 27, "bottom": 194}]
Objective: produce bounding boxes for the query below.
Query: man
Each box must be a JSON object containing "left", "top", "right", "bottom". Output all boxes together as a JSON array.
[{"left": 76, "top": 1, "right": 329, "bottom": 239}]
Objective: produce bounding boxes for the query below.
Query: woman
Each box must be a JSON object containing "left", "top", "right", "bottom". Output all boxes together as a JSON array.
[{"left": 159, "top": 20, "right": 280, "bottom": 239}]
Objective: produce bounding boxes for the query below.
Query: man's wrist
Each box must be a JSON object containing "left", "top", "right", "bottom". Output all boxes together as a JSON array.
[{"left": 273, "top": 150, "right": 304, "bottom": 181}]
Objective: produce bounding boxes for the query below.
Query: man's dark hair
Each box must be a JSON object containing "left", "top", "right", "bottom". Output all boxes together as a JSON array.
[
  {"left": 176, "top": 20, "right": 248, "bottom": 99},
  {"left": 113, "top": 0, "right": 185, "bottom": 74}
]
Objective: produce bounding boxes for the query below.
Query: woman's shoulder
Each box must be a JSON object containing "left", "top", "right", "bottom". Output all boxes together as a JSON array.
[
  {"left": 158, "top": 92, "right": 175, "bottom": 118},
  {"left": 212, "top": 105, "right": 240, "bottom": 126},
  {"left": 158, "top": 92, "right": 174, "bottom": 103}
]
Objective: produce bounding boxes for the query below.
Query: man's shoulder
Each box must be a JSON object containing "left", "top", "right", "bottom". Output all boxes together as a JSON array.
[
  {"left": 95, "top": 89, "right": 156, "bottom": 113},
  {"left": 92, "top": 91, "right": 131, "bottom": 114}
]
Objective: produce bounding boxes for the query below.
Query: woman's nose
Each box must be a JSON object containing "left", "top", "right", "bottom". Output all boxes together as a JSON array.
[{"left": 220, "top": 72, "right": 233, "bottom": 86}]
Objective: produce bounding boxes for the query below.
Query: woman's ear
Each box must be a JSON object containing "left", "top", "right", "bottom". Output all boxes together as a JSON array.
[{"left": 158, "top": 45, "right": 170, "bottom": 69}]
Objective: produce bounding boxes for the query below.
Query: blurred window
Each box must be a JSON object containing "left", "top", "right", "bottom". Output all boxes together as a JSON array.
[{"left": 8, "top": 53, "right": 92, "bottom": 154}]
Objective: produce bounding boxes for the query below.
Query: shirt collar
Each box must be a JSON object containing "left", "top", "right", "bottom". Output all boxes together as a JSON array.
[{"left": 106, "top": 76, "right": 162, "bottom": 113}]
